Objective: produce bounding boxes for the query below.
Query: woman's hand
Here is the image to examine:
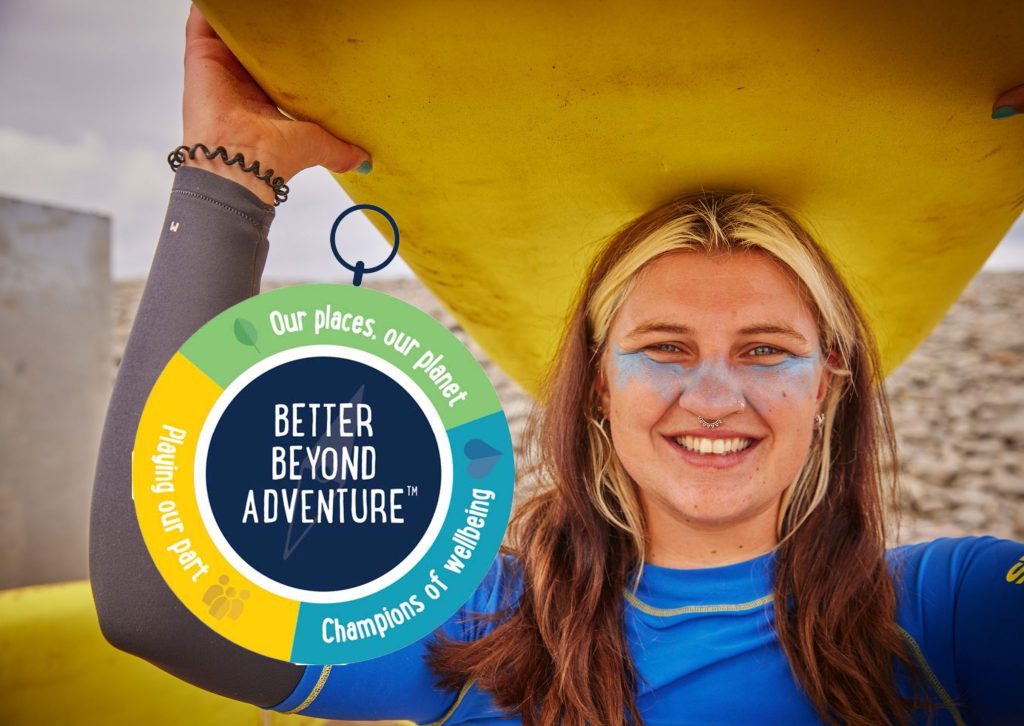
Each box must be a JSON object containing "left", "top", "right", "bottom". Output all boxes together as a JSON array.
[
  {"left": 181, "top": 3, "right": 371, "bottom": 205},
  {"left": 993, "top": 84, "right": 1024, "bottom": 119}
]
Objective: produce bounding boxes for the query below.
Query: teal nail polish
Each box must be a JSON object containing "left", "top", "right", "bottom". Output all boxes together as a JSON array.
[
  {"left": 355, "top": 160, "right": 373, "bottom": 174},
  {"left": 992, "top": 105, "right": 1018, "bottom": 119}
]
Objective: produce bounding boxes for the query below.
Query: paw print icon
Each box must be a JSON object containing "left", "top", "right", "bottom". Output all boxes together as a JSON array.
[{"left": 202, "top": 575, "right": 250, "bottom": 620}]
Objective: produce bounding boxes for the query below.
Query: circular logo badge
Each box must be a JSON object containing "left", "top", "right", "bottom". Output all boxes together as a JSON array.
[{"left": 133, "top": 284, "right": 514, "bottom": 664}]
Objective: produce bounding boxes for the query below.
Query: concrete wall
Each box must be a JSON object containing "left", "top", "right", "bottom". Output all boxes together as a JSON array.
[{"left": 0, "top": 196, "right": 111, "bottom": 588}]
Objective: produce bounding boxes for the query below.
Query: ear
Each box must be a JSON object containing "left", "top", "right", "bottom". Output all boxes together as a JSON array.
[{"left": 816, "top": 349, "right": 839, "bottom": 405}]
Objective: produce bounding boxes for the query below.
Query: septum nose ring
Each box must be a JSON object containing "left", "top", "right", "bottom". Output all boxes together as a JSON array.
[{"left": 698, "top": 416, "right": 723, "bottom": 429}]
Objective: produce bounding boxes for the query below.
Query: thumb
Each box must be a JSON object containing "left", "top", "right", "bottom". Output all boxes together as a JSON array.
[
  {"left": 993, "top": 83, "right": 1024, "bottom": 119},
  {"left": 292, "top": 120, "right": 373, "bottom": 174}
]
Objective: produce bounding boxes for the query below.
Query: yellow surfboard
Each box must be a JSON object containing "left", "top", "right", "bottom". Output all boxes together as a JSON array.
[
  {"left": 0, "top": 580, "right": 332, "bottom": 725},
  {"left": 199, "top": 0, "right": 1024, "bottom": 394}
]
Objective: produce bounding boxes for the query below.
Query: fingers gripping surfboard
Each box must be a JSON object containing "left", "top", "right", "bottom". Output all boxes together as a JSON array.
[{"left": 199, "top": 0, "right": 1024, "bottom": 394}]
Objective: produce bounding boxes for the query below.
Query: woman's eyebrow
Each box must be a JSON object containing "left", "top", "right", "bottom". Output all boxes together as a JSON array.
[
  {"left": 738, "top": 324, "right": 810, "bottom": 345},
  {"left": 624, "top": 322, "right": 693, "bottom": 338},
  {"left": 624, "top": 321, "right": 809, "bottom": 345}
]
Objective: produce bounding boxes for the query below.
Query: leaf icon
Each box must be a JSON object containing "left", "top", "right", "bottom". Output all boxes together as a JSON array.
[{"left": 233, "top": 318, "right": 262, "bottom": 354}]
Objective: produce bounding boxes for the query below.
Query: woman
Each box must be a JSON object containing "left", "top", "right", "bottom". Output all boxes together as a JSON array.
[{"left": 90, "top": 5, "right": 1024, "bottom": 725}]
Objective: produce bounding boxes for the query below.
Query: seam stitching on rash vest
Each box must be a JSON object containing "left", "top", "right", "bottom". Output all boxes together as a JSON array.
[
  {"left": 171, "top": 188, "right": 267, "bottom": 230},
  {"left": 423, "top": 679, "right": 475, "bottom": 726},
  {"left": 248, "top": 234, "right": 263, "bottom": 295},
  {"left": 896, "top": 625, "right": 967, "bottom": 726},
  {"left": 282, "top": 665, "right": 332, "bottom": 714},
  {"left": 623, "top": 589, "right": 774, "bottom": 617}
]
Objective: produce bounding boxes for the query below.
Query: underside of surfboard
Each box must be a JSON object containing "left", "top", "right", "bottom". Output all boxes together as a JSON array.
[{"left": 199, "top": 0, "right": 1024, "bottom": 394}]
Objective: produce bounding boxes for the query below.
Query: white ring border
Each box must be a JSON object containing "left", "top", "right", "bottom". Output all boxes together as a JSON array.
[{"left": 193, "top": 344, "right": 454, "bottom": 604}]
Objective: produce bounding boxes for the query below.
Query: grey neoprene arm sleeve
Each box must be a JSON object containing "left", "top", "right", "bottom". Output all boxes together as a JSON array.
[{"left": 89, "top": 166, "right": 304, "bottom": 707}]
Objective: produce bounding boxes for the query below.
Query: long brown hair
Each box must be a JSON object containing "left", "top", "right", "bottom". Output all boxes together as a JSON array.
[{"left": 427, "top": 192, "right": 930, "bottom": 725}]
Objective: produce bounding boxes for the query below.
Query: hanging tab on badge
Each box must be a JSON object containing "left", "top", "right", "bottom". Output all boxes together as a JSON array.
[{"left": 330, "top": 204, "right": 401, "bottom": 286}]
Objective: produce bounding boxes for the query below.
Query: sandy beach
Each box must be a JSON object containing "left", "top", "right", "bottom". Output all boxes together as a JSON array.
[{"left": 113, "top": 272, "right": 1023, "bottom": 545}]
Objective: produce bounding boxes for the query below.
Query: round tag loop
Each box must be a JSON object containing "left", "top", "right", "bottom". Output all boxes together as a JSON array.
[{"left": 330, "top": 204, "right": 401, "bottom": 286}]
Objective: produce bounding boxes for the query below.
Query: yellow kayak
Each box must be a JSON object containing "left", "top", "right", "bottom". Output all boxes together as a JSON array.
[{"left": 0, "top": 581, "right": 405, "bottom": 725}]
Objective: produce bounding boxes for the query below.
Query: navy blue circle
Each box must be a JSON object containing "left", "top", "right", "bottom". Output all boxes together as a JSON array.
[
  {"left": 330, "top": 205, "right": 400, "bottom": 285},
  {"left": 206, "top": 356, "right": 441, "bottom": 592}
]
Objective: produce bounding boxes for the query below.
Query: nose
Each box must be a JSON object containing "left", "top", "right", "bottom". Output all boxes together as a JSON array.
[{"left": 676, "top": 358, "right": 747, "bottom": 420}]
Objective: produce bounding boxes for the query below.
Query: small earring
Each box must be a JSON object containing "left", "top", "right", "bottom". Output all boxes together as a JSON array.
[{"left": 814, "top": 413, "right": 825, "bottom": 429}]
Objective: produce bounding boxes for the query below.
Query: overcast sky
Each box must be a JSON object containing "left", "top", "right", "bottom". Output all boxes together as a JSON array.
[
  {"left": 0, "top": 0, "right": 409, "bottom": 281},
  {"left": 1, "top": 0, "right": 1021, "bottom": 280}
]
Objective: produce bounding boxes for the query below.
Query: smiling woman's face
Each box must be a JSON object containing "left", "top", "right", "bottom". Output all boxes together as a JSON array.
[{"left": 597, "top": 248, "right": 831, "bottom": 558}]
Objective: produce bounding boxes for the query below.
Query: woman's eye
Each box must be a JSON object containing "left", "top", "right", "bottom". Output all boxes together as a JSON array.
[
  {"left": 749, "top": 345, "right": 785, "bottom": 358},
  {"left": 647, "top": 343, "right": 681, "bottom": 353}
]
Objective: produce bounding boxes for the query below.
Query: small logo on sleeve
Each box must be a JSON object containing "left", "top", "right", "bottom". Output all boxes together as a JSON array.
[{"left": 1005, "top": 556, "right": 1024, "bottom": 585}]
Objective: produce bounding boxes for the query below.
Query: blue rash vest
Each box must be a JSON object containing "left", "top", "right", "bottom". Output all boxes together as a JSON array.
[{"left": 270, "top": 536, "right": 1024, "bottom": 724}]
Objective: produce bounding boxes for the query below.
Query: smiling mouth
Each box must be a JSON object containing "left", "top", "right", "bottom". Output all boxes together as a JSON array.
[
  {"left": 673, "top": 435, "right": 755, "bottom": 455},
  {"left": 663, "top": 434, "right": 761, "bottom": 469}
]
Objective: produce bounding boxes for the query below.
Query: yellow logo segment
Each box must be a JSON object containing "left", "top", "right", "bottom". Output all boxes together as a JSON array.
[{"left": 133, "top": 352, "right": 299, "bottom": 659}]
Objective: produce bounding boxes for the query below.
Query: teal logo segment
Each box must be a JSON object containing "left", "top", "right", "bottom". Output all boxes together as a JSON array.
[{"left": 290, "top": 410, "right": 514, "bottom": 663}]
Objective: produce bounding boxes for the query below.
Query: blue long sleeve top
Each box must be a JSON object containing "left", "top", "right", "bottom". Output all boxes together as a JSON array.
[{"left": 271, "top": 536, "right": 1024, "bottom": 725}]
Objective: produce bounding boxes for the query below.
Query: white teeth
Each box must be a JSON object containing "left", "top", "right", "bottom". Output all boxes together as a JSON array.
[{"left": 674, "top": 436, "right": 754, "bottom": 455}]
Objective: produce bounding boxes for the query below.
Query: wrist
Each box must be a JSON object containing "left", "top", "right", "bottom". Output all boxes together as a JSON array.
[
  {"left": 172, "top": 143, "right": 286, "bottom": 206},
  {"left": 186, "top": 154, "right": 277, "bottom": 206}
]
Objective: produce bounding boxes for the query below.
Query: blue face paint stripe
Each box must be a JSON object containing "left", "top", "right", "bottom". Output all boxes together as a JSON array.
[
  {"left": 611, "top": 346, "right": 688, "bottom": 402},
  {"left": 749, "top": 352, "right": 819, "bottom": 372},
  {"left": 609, "top": 346, "right": 821, "bottom": 405}
]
